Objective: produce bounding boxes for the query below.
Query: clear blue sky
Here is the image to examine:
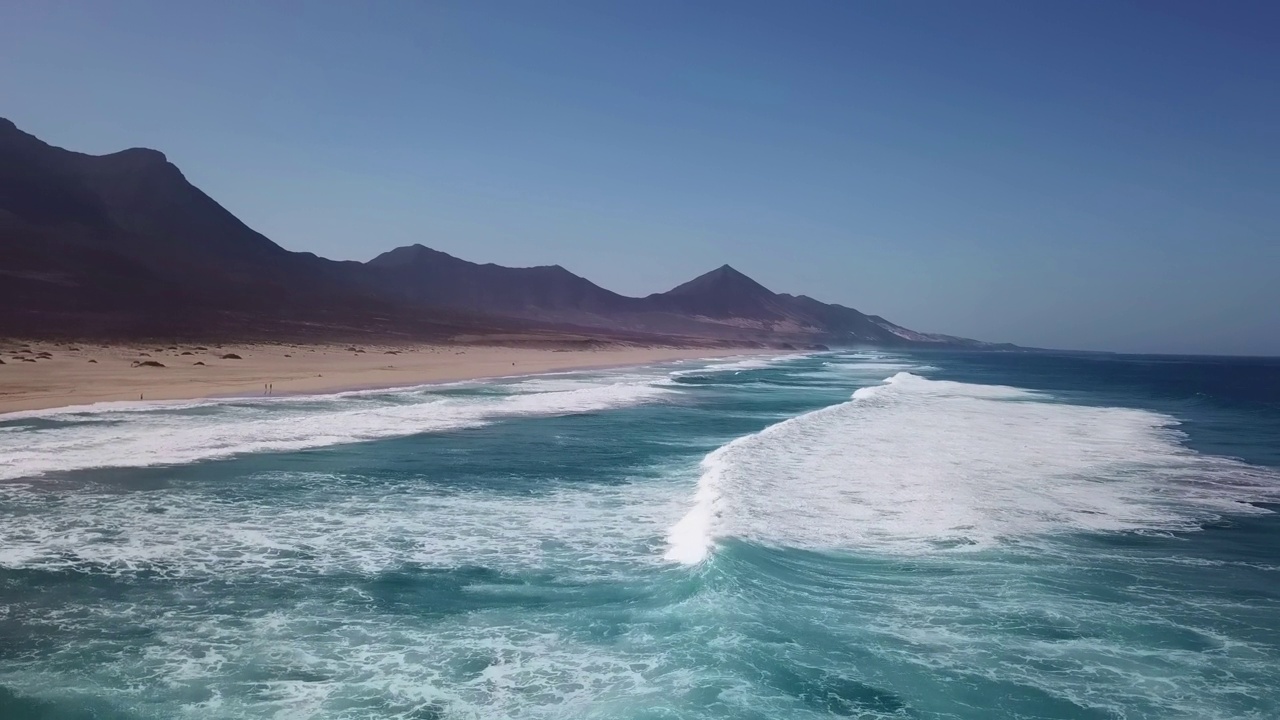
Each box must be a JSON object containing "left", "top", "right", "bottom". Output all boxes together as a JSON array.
[{"left": 2, "top": 1, "right": 1277, "bottom": 354}]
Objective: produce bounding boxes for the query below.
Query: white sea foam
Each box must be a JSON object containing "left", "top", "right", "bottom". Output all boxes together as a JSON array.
[
  {"left": 828, "top": 361, "right": 916, "bottom": 371},
  {"left": 668, "top": 353, "right": 809, "bottom": 377},
  {"left": 0, "top": 470, "right": 698, "bottom": 718},
  {"left": 3, "top": 357, "right": 1278, "bottom": 718},
  {"left": 0, "top": 469, "right": 688, "bottom": 579},
  {"left": 0, "top": 398, "right": 228, "bottom": 421},
  {"left": 666, "top": 371, "right": 1280, "bottom": 563},
  {"left": 0, "top": 376, "right": 675, "bottom": 480}
]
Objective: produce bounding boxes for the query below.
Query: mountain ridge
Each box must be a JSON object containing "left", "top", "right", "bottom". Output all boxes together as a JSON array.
[{"left": 0, "top": 117, "right": 1006, "bottom": 349}]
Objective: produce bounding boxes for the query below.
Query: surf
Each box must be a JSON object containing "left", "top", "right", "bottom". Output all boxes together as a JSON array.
[
  {"left": 666, "top": 371, "right": 1280, "bottom": 564},
  {"left": 0, "top": 370, "right": 677, "bottom": 480}
]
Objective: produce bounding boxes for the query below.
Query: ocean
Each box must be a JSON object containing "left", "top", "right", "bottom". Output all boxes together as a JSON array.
[{"left": 1, "top": 350, "right": 1279, "bottom": 719}]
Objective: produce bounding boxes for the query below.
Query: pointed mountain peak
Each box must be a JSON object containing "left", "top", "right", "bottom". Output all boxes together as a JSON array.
[
  {"left": 701, "top": 263, "right": 748, "bottom": 279},
  {"left": 367, "top": 244, "right": 463, "bottom": 267},
  {"left": 664, "top": 263, "right": 773, "bottom": 298}
]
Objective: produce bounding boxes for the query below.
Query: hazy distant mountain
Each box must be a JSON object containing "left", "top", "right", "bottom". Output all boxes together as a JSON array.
[
  {"left": 0, "top": 117, "right": 1002, "bottom": 348},
  {"left": 363, "top": 247, "right": 1001, "bottom": 347},
  {"left": 644, "top": 265, "right": 902, "bottom": 342}
]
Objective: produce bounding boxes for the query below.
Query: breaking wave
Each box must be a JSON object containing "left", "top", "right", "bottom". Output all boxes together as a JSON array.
[
  {"left": 666, "top": 372, "right": 1280, "bottom": 563},
  {"left": 0, "top": 375, "right": 675, "bottom": 480}
]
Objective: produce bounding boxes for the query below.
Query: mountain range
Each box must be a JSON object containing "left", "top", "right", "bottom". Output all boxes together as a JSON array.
[{"left": 0, "top": 117, "right": 1004, "bottom": 349}]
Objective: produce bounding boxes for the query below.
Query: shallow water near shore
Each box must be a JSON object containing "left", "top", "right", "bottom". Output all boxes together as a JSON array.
[{"left": 2, "top": 350, "right": 1279, "bottom": 719}]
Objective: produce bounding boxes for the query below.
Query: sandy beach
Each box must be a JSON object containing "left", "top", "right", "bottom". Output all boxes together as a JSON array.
[{"left": 0, "top": 340, "right": 763, "bottom": 415}]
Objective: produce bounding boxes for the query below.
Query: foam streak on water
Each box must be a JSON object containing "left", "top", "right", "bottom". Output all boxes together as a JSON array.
[
  {"left": 0, "top": 371, "right": 676, "bottom": 480},
  {"left": 2, "top": 351, "right": 1280, "bottom": 719}
]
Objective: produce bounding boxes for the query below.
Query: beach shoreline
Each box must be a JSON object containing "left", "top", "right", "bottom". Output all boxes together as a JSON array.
[{"left": 0, "top": 340, "right": 770, "bottom": 416}]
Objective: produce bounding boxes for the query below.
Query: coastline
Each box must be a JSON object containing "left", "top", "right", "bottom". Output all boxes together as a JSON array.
[{"left": 0, "top": 340, "right": 768, "bottom": 416}]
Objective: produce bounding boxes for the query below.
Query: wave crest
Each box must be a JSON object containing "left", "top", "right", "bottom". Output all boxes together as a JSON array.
[
  {"left": 0, "top": 377, "right": 674, "bottom": 480},
  {"left": 666, "top": 372, "right": 1279, "bottom": 564}
]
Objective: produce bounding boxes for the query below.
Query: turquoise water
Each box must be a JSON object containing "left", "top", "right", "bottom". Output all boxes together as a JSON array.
[{"left": 2, "top": 351, "right": 1279, "bottom": 719}]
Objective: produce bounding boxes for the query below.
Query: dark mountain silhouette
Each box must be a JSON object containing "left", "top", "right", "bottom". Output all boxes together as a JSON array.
[
  {"left": 0, "top": 117, "right": 1003, "bottom": 348},
  {"left": 362, "top": 247, "right": 1000, "bottom": 347},
  {"left": 0, "top": 118, "right": 518, "bottom": 340},
  {"left": 365, "top": 244, "right": 648, "bottom": 319},
  {"left": 651, "top": 265, "right": 785, "bottom": 317}
]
